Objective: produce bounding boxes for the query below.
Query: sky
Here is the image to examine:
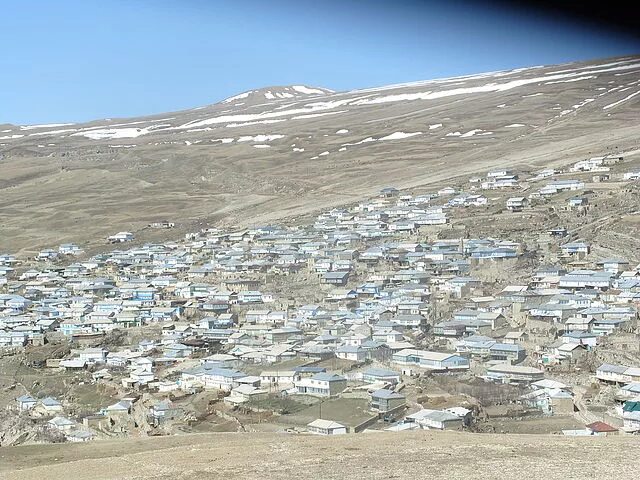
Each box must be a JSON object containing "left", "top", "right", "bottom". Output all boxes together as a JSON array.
[{"left": 1, "top": 0, "right": 639, "bottom": 125}]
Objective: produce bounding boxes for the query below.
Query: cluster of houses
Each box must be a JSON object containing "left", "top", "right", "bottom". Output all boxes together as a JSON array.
[
  {"left": 14, "top": 394, "right": 97, "bottom": 442},
  {"left": 3, "top": 162, "right": 640, "bottom": 439},
  {"left": 469, "top": 169, "right": 520, "bottom": 190}
]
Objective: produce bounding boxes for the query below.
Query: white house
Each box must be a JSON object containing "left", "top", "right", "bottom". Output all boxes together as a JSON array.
[
  {"left": 295, "top": 373, "right": 347, "bottom": 397},
  {"left": 392, "top": 349, "right": 470, "bottom": 371},
  {"left": 108, "top": 232, "right": 134, "bottom": 243},
  {"left": 307, "top": 419, "right": 347, "bottom": 435}
]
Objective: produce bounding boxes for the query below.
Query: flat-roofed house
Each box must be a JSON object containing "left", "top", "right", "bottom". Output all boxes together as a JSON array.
[
  {"left": 370, "top": 389, "right": 406, "bottom": 413},
  {"left": 295, "top": 372, "right": 347, "bottom": 397},
  {"left": 392, "top": 349, "right": 470, "bottom": 371},
  {"left": 486, "top": 364, "right": 544, "bottom": 384},
  {"left": 307, "top": 419, "right": 347, "bottom": 435}
]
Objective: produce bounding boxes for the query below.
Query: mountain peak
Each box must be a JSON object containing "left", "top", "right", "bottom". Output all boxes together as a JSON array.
[{"left": 221, "top": 85, "right": 334, "bottom": 105}]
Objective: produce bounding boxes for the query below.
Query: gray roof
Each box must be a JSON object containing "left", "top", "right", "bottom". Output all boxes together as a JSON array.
[
  {"left": 311, "top": 372, "right": 346, "bottom": 382},
  {"left": 597, "top": 363, "right": 628, "bottom": 374},
  {"left": 371, "top": 389, "right": 405, "bottom": 399},
  {"left": 183, "top": 364, "right": 246, "bottom": 378},
  {"left": 363, "top": 368, "right": 400, "bottom": 377},
  {"left": 16, "top": 395, "right": 36, "bottom": 403},
  {"left": 336, "top": 345, "right": 363, "bottom": 353},
  {"left": 489, "top": 343, "right": 524, "bottom": 352},
  {"left": 424, "top": 410, "right": 461, "bottom": 422}
]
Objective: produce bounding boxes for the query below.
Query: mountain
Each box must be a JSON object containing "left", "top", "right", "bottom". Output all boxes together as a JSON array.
[
  {"left": 221, "top": 85, "right": 334, "bottom": 106},
  {"left": 1, "top": 55, "right": 639, "bottom": 252}
]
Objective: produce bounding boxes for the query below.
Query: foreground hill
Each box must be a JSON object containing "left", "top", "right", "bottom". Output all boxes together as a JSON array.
[
  {"left": 1, "top": 56, "right": 639, "bottom": 252},
  {"left": 1, "top": 431, "right": 639, "bottom": 480}
]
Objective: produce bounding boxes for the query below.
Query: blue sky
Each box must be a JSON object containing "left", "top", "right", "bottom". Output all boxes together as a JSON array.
[{"left": 2, "top": 0, "right": 638, "bottom": 125}]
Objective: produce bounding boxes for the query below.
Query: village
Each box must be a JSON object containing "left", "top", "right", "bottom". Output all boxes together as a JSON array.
[{"left": 2, "top": 150, "right": 640, "bottom": 445}]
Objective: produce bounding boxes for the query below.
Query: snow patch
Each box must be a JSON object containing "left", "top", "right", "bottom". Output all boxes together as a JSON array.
[
  {"left": 351, "top": 63, "right": 640, "bottom": 106},
  {"left": 336, "top": 129, "right": 349, "bottom": 134},
  {"left": 544, "top": 59, "right": 635, "bottom": 76},
  {"left": 236, "top": 134, "right": 284, "bottom": 143},
  {"left": 571, "top": 98, "right": 594, "bottom": 109},
  {"left": 342, "top": 137, "right": 376, "bottom": 146},
  {"left": 378, "top": 131, "right": 422, "bottom": 141},
  {"left": 447, "top": 129, "right": 489, "bottom": 138},
  {"left": 603, "top": 90, "right": 640, "bottom": 110},
  {"left": 222, "top": 91, "right": 252, "bottom": 103},
  {"left": 292, "top": 85, "right": 332, "bottom": 95},
  {"left": 292, "top": 110, "right": 347, "bottom": 120},
  {"left": 226, "top": 119, "right": 286, "bottom": 128},
  {"left": 428, "top": 123, "right": 443, "bottom": 130},
  {"left": 545, "top": 75, "right": 596, "bottom": 85},
  {"left": 73, "top": 128, "right": 149, "bottom": 140},
  {"left": 460, "top": 129, "right": 483, "bottom": 138},
  {"left": 28, "top": 129, "right": 77, "bottom": 136},
  {"left": 20, "top": 123, "right": 75, "bottom": 130},
  {"left": 178, "top": 96, "right": 369, "bottom": 130}
]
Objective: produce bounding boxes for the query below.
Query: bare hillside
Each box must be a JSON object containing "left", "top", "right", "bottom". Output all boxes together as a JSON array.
[
  {"left": 1, "top": 55, "right": 639, "bottom": 253},
  {"left": 1, "top": 431, "right": 639, "bottom": 480}
]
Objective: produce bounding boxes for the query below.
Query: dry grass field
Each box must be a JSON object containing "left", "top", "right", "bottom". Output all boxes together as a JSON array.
[{"left": 1, "top": 430, "right": 639, "bottom": 480}]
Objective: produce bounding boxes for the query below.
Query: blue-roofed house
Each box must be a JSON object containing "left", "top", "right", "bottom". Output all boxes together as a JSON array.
[
  {"left": 336, "top": 345, "right": 367, "bottom": 362},
  {"left": 163, "top": 343, "right": 194, "bottom": 359},
  {"left": 40, "top": 396, "right": 63, "bottom": 413},
  {"left": 362, "top": 368, "right": 401, "bottom": 385},
  {"left": 16, "top": 394, "right": 37, "bottom": 411},
  {"left": 561, "top": 331, "right": 598, "bottom": 348},
  {"left": 489, "top": 343, "right": 527, "bottom": 363},
  {"left": 179, "top": 364, "right": 247, "bottom": 391}
]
